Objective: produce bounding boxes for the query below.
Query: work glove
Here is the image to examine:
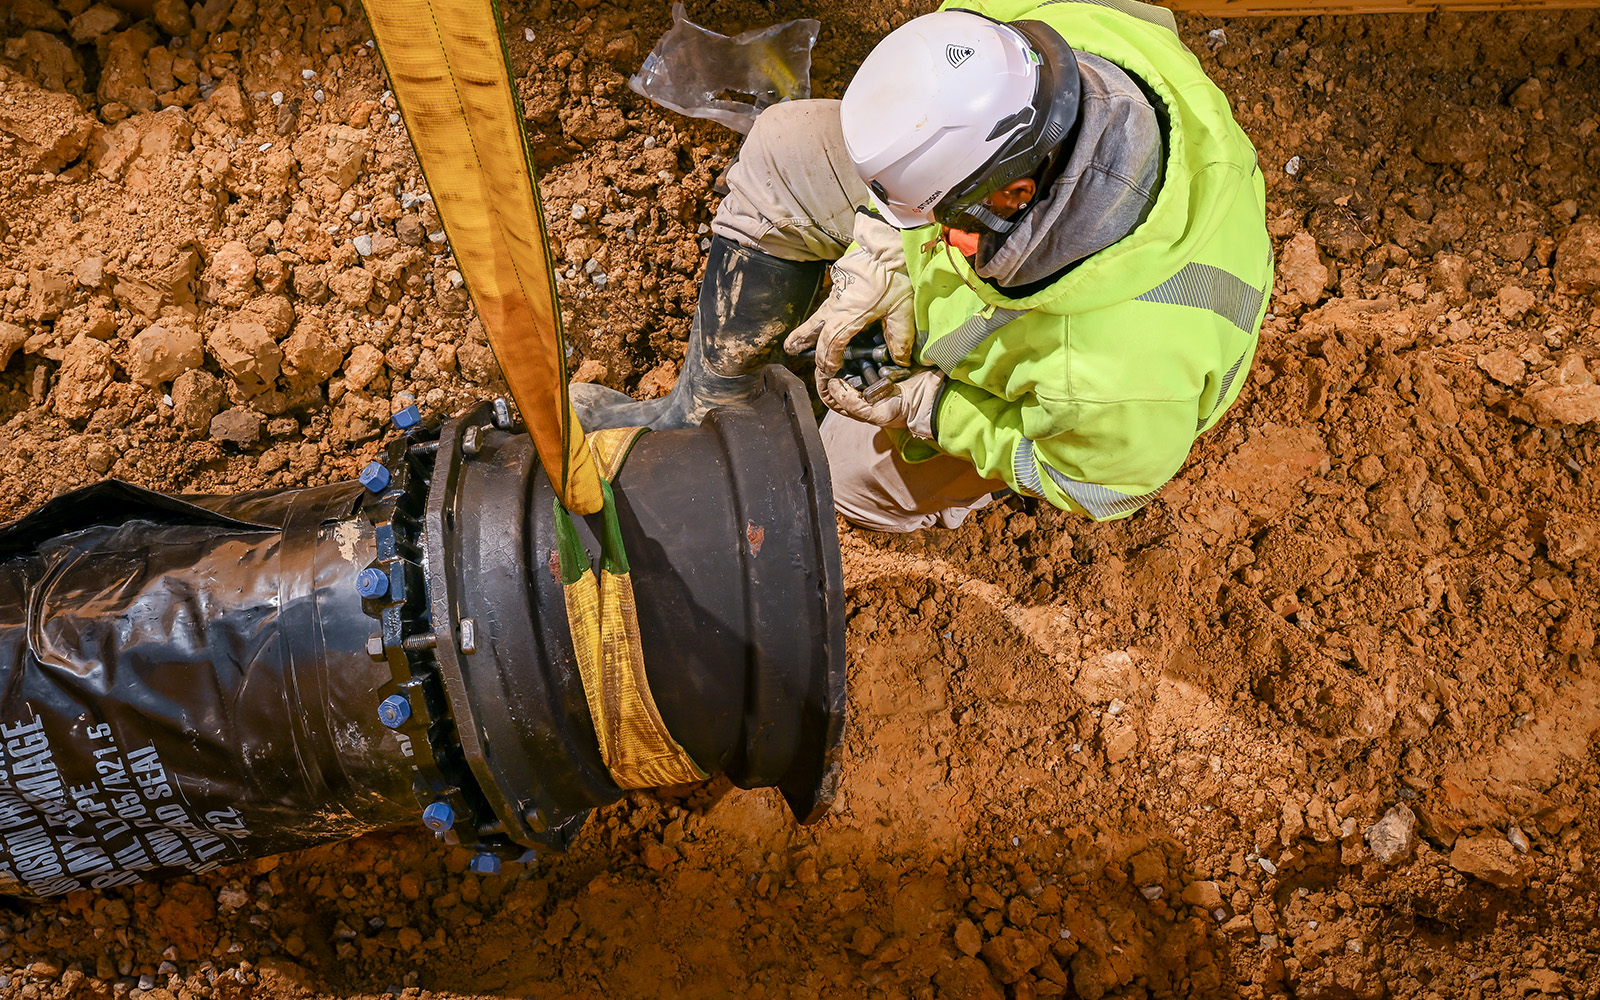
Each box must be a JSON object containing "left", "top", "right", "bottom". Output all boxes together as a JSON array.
[
  {"left": 783, "top": 210, "right": 917, "bottom": 408},
  {"left": 823, "top": 368, "right": 945, "bottom": 437}
]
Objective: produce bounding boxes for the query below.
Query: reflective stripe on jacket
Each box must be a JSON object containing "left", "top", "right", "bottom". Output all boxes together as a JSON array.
[{"left": 898, "top": 0, "right": 1273, "bottom": 520}]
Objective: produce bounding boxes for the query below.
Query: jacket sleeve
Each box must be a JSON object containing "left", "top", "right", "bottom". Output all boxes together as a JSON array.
[{"left": 932, "top": 380, "right": 1198, "bottom": 521}]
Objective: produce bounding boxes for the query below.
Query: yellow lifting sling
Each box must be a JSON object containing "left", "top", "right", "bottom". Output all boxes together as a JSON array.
[
  {"left": 363, "top": 0, "right": 602, "bottom": 515},
  {"left": 362, "top": 0, "right": 705, "bottom": 787}
]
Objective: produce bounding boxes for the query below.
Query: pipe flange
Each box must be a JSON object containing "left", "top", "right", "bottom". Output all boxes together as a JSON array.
[{"left": 356, "top": 412, "right": 497, "bottom": 850}]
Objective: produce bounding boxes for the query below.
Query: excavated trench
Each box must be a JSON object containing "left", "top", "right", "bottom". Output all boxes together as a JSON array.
[{"left": 1, "top": 0, "right": 1599, "bottom": 998}]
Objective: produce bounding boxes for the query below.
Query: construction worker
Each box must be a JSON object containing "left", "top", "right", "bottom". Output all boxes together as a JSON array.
[{"left": 574, "top": 0, "right": 1272, "bottom": 532}]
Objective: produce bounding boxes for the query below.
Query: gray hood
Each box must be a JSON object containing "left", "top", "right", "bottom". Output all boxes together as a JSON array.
[{"left": 974, "top": 51, "right": 1164, "bottom": 289}]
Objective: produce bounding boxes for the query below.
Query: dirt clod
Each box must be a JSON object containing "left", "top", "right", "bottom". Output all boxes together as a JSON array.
[
  {"left": 1449, "top": 834, "right": 1527, "bottom": 888},
  {"left": 1554, "top": 218, "right": 1600, "bottom": 293},
  {"left": 128, "top": 319, "right": 203, "bottom": 386},
  {"left": 51, "top": 335, "right": 113, "bottom": 421},
  {"left": 1278, "top": 230, "right": 1329, "bottom": 305}
]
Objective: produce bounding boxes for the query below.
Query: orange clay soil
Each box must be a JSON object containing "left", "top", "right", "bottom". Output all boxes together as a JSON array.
[{"left": 1, "top": 2, "right": 1600, "bottom": 998}]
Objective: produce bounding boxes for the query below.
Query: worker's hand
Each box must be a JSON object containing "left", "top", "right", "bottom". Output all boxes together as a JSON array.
[
  {"left": 821, "top": 369, "right": 944, "bottom": 436},
  {"left": 783, "top": 211, "right": 916, "bottom": 381}
]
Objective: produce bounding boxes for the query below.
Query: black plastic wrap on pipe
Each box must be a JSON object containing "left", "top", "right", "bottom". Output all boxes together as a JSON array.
[{"left": 0, "top": 368, "right": 845, "bottom": 895}]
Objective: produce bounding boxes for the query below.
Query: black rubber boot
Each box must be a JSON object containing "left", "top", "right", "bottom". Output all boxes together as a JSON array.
[{"left": 571, "top": 236, "right": 825, "bottom": 430}]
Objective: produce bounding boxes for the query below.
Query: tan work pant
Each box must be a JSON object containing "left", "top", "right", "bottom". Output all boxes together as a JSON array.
[{"left": 714, "top": 101, "right": 1007, "bottom": 532}]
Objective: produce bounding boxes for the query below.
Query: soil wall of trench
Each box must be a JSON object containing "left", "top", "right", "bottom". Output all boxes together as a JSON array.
[{"left": 1, "top": 0, "right": 1600, "bottom": 998}]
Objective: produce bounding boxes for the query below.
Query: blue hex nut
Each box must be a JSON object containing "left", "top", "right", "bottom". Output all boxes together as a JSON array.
[
  {"left": 377, "top": 694, "right": 411, "bottom": 729},
  {"left": 359, "top": 461, "right": 391, "bottom": 493},
  {"left": 421, "top": 801, "right": 455, "bottom": 833},
  {"left": 468, "top": 853, "right": 502, "bottom": 876},
  {"left": 392, "top": 405, "right": 422, "bottom": 430},
  {"left": 356, "top": 567, "right": 390, "bottom": 599}
]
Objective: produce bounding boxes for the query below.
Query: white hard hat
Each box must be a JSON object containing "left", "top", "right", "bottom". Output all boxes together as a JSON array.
[{"left": 840, "top": 10, "right": 1081, "bottom": 233}]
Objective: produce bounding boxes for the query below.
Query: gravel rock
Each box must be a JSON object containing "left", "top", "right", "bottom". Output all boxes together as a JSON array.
[
  {"left": 395, "top": 214, "right": 427, "bottom": 246},
  {"left": 52, "top": 336, "right": 115, "bottom": 422},
  {"left": 1072, "top": 946, "right": 1117, "bottom": 1000},
  {"left": 128, "top": 320, "right": 204, "bottom": 386},
  {"left": 1497, "top": 284, "right": 1535, "bottom": 320},
  {"left": 1507, "top": 825, "right": 1530, "bottom": 854},
  {"left": 239, "top": 295, "right": 296, "bottom": 339},
  {"left": 1251, "top": 904, "right": 1276, "bottom": 933},
  {"left": 9, "top": 30, "right": 85, "bottom": 94},
  {"left": 210, "top": 407, "right": 264, "bottom": 445},
  {"left": 1450, "top": 834, "right": 1526, "bottom": 888},
  {"left": 1366, "top": 804, "right": 1418, "bottom": 865},
  {"left": 320, "top": 126, "right": 371, "bottom": 197},
  {"left": 27, "top": 959, "right": 61, "bottom": 978},
  {"left": 969, "top": 882, "right": 1004, "bottom": 911},
  {"left": 1308, "top": 206, "right": 1371, "bottom": 259},
  {"left": 1103, "top": 725, "right": 1138, "bottom": 763},
  {"left": 456, "top": 341, "right": 500, "bottom": 385}
]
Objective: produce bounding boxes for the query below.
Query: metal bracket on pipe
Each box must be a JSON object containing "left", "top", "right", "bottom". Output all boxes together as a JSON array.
[{"left": 358, "top": 410, "right": 487, "bottom": 850}]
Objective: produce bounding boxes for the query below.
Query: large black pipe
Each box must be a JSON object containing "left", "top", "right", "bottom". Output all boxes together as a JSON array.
[{"left": 0, "top": 368, "right": 844, "bottom": 894}]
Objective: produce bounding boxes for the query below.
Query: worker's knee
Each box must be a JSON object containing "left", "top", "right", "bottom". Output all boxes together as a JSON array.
[
  {"left": 714, "top": 100, "right": 864, "bottom": 262},
  {"left": 739, "top": 98, "right": 844, "bottom": 168}
]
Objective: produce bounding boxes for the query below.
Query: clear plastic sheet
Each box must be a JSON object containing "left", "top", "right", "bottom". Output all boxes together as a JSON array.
[{"left": 628, "top": 3, "right": 820, "bottom": 134}]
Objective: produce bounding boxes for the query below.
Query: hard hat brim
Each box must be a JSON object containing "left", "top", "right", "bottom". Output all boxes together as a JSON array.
[{"left": 869, "top": 192, "right": 936, "bottom": 230}]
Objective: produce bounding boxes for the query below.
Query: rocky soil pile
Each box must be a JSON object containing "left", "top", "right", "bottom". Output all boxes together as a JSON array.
[{"left": 2, "top": 1, "right": 1600, "bottom": 999}]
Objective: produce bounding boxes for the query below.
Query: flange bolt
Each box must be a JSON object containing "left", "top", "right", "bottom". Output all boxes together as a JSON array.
[
  {"left": 356, "top": 568, "right": 390, "bottom": 599},
  {"left": 468, "top": 853, "right": 502, "bottom": 875},
  {"left": 359, "top": 461, "right": 391, "bottom": 494},
  {"left": 392, "top": 405, "right": 422, "bottom": 430},
  {"left": 377, "top": 694, "right": 411, "bottom": 729},
  {"left": 421, "top": 802, "right": 455, "bottom": 833}
]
